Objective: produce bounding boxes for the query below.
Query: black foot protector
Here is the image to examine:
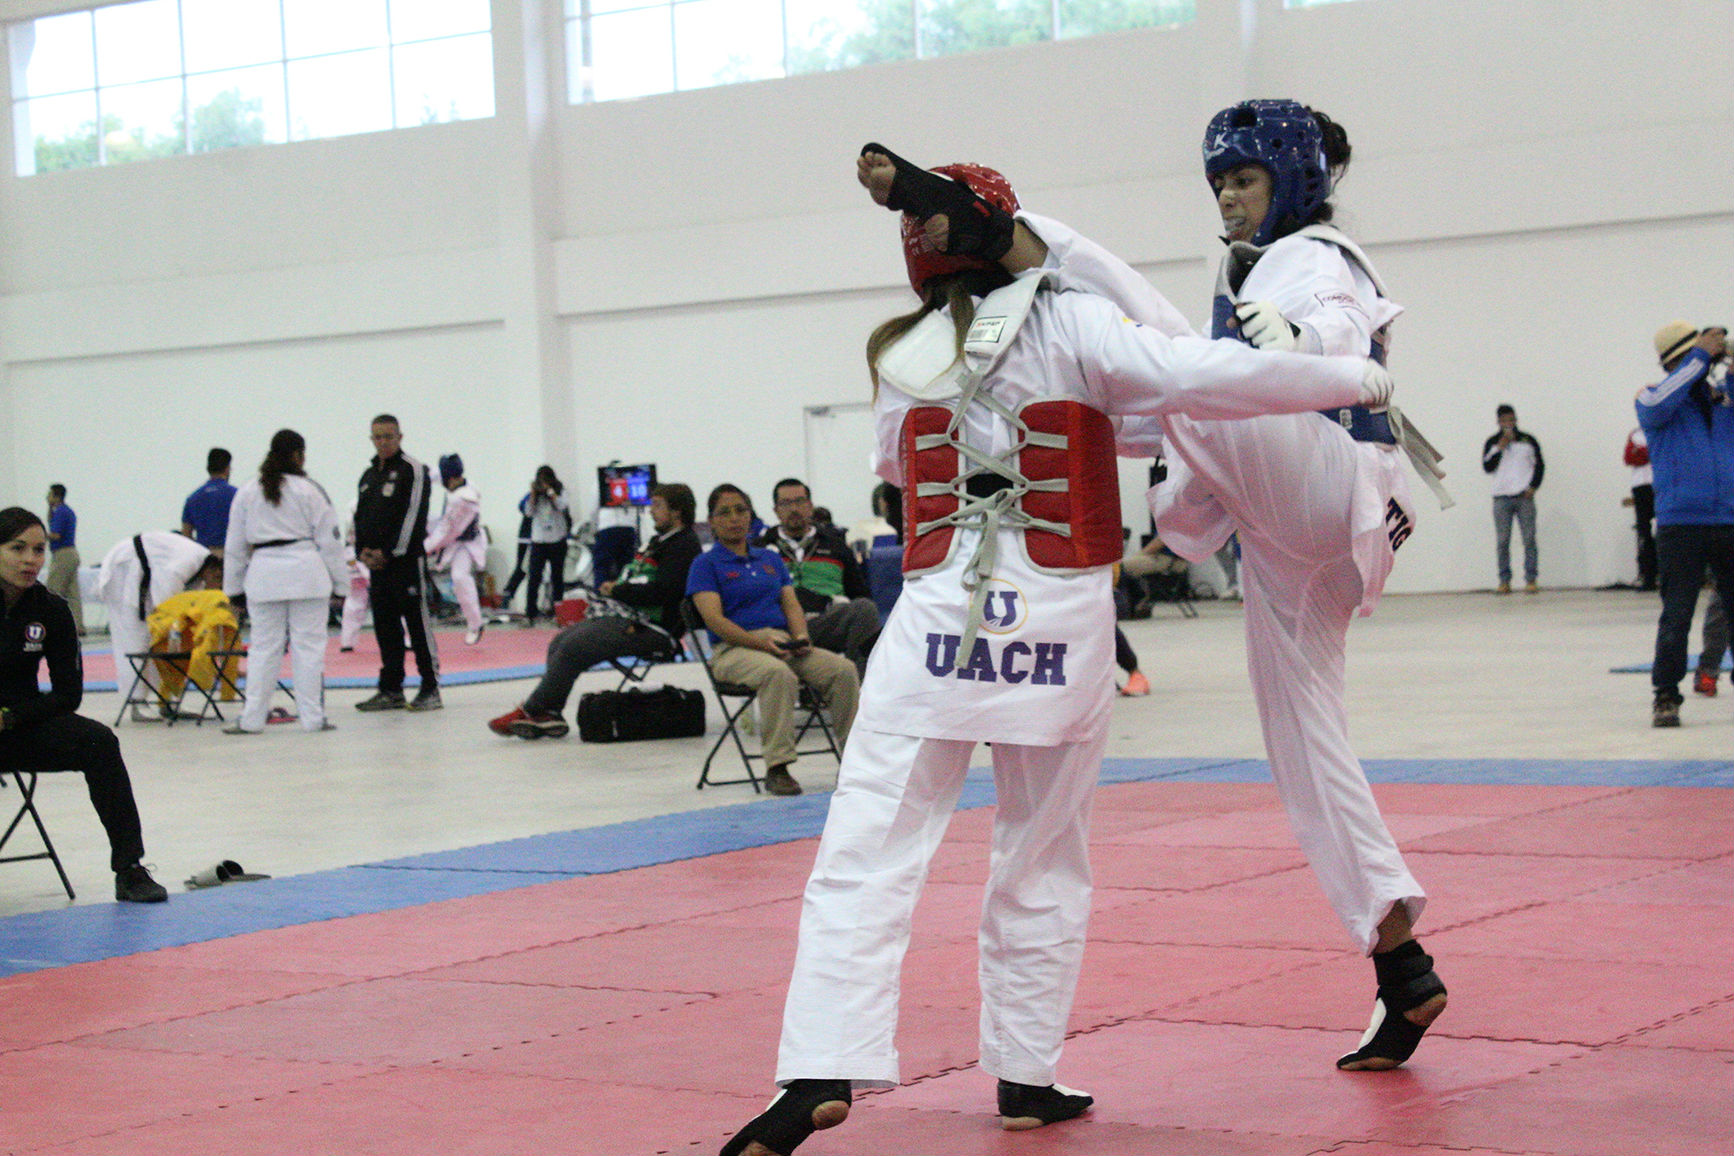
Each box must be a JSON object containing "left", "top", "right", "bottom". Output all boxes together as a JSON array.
[
  {"left": 719, "top": 1079, "right": 852, "bottom": 1156},
  {"left": 859, "top": 142, "right": 1017, "bottom": 262},
  {"left": 1337, "top": 939, "right": 1448, "bottom": 1071},
  {"left": 997, "top": 1080, "right": 1094, "bottom": 1131}
]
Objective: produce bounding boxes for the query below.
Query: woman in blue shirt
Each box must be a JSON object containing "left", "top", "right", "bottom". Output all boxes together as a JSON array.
[{"left": 687, "top": 484, "right": 857, "bottom": 796}]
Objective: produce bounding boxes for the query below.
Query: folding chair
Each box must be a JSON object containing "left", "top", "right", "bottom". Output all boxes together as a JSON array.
[
  {"left": 115, "top": 649, "right": 197, "bottom": 725},
  {"left": 0, "top": 769, "right": 76, "bottom": 900},
  {"left": 679, "top": 600, "right": 841, "bottom": 792}
]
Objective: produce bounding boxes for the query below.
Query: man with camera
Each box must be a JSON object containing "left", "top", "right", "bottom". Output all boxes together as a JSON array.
[{"left": 1639, "top": 322, "right": 1734, "bottom": 727}]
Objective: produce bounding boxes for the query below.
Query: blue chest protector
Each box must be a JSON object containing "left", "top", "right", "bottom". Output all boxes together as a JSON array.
[{"left": 1212, "top": 236, "right": 1396, "bottom": 446}]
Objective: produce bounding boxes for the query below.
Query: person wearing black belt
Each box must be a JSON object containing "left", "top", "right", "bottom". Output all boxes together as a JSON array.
[
  {"left": 353, "top": 414, "right": 441, "bottom": 711},
  {"left": 0, "top": 507, "right": 168, "bottom": 903}
]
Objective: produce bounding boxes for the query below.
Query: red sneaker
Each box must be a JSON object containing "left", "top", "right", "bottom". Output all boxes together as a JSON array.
[
  {"left": 488, "top": 706, "right": 531, "bottom": 736},
  {"left": 509, "top": 711, "right": 570, "bottom": 740},
  {"left": 1694, "top": 670, "right": 1719, "bottom": 697},
  {"left": 1118, "top": 670, "right": 1151, "bottom": 697}
]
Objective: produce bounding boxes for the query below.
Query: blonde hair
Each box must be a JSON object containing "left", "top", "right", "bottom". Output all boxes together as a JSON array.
[{"left": 866, "top": 278, "right": 983, "bottom": 397}]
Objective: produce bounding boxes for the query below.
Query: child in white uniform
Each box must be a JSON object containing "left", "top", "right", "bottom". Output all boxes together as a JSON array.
[{"left": 425, "top": 454, "right": 487, "bottom": 646}]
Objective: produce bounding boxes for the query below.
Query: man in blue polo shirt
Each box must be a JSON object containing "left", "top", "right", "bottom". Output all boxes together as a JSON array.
[
  {"left": 181, "top": 447, "right": 238, "bottom": 555},
  {"left": 44, "top": 483, "right": 83, "bottom": 634},
  {"left": 688, "top": 483, "right": 857, "bottom": 796}
]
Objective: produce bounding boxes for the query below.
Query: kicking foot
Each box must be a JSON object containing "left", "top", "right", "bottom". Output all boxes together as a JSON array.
[
  {"left": 998, "top": 1080, "right": 1093, "bottom": 1130},
  {"left": 1337, "top": 940, "right": 1448, "bottom": 1071},
  {"left": 720, "top": 1079, "right": 851, "bottom": 1156}
]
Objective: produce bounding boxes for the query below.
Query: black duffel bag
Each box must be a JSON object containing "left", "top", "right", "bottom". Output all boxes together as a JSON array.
[{"left": 576, "top": 685, "right": 706, "bottom": 743}]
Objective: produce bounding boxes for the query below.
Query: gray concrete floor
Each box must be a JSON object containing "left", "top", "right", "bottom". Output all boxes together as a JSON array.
[{"left": 3, "top": 588, "right": 1725, "bottom": 918}]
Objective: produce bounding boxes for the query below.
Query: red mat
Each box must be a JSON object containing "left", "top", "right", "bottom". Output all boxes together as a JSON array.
[
  {"left": 4, "top": 781, "right": 1729, "bottom": 1156},
  {"left": 70, "top": 626, "right": 560, "bottom": 692}
]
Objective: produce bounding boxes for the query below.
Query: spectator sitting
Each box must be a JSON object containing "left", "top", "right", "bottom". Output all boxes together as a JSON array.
[
  {"left": 689, "top": 483, "right": 858, "bottom": 796},
  {"left": 1120, "top": 536, "right": 1189, "bottom": 616},
  {"left": 490, "top": 483, "right": 702, "bottom": 739},
  {"left": 759, "top": 477, "right": 881, "bottom": 674},
  {"left": 181, "top": 447, "right": 237, "bottom": 556},
  {"left": 846, "top": 481, "right": 903, "bottom": 556},
  {"left": 1, "top": 507, "right": 168, "bottom": 902},
  {"left": 95, "top": 529, "right": 223, "bottom": 722}
]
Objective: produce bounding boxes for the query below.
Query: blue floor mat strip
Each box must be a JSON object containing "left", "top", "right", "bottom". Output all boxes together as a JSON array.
[
  {"left": 3, "top": 757, "right": 1729, "bottom": 977},
  {"left": 1610, "top": 653, "right": 1733, "bottom": 674}
]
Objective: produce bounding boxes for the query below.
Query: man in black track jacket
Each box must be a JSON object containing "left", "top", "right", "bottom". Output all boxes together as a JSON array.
[{"left": 354, "top": 414, "right": 441, "bottom": 711}]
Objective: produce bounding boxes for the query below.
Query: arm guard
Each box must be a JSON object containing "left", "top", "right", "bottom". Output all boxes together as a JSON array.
[{"left": 862, "top": 142, "right": 1017, "bottom": 262}]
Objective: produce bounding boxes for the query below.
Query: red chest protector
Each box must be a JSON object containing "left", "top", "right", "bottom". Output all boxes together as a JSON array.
[{"left": 899, "top": 397, "right": 1122, "bottom": 576}]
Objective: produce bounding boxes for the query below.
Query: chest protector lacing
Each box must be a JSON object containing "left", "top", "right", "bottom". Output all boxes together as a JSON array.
[{"left": 882, "top": 271, "right": 1120, "bottom": 668}]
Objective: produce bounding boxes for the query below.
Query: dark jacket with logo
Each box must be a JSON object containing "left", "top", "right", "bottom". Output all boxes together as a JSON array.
[
  {"left": 355, "top": 451, "right": 432, "bottom": 558},
  {"left": 606, "top": 526, "right": 702, "bottom": 635},
  {"left": 1, "top": 584, "right": 82, "bottom": 730},
  {"left": 757, "top": 524, "right": 872, "bottom": 615}
]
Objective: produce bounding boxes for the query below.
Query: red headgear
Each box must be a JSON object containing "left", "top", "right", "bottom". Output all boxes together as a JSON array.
[{"left": 900, "top": 162, "right": 1020, "bottom": 297}]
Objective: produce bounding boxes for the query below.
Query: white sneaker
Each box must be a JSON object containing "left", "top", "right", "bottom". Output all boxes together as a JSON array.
[{"left": 464, "top": 624, "right": 485, "bottom": 645}]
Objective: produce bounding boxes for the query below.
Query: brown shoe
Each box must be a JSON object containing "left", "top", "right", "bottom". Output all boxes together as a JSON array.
[{"left": 764, "top": 764, "right": 803, "bottom": 796}]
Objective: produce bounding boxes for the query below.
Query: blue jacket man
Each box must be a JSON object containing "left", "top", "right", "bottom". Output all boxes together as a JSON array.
[{"left": 1636, "top": 322, "right": 1734, "bottom": 726}]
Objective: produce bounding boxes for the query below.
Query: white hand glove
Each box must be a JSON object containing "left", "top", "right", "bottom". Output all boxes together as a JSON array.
[
  {"left": 1234, "top": 300, "right": 1299, "bottom": 352},
  {"left": 1359, "top": 361, "right": 1395, "bottom": 408}
]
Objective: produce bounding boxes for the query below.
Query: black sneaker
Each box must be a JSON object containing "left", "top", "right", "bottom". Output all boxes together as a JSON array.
[
  {"left": 115, "top": 863, "right": 169, "bottom": 903},
  {"left": 997, "top": 1080, "right": 1092, "bottom": 1130},
  {"left": 356, "top": 691, "right": 407, "bottom": 712},
  {"left": 406, "top": 689, "right": 443, "bottom": 712},
  {"left": 1652, "top": 696, "right": 1681, "bottom": 728}
]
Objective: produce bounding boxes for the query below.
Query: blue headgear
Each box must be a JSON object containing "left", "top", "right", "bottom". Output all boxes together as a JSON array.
[
  {"left": 438, "top": 453, "right": 464, "bottom": 483},
  {"left": 1202, "top": 100, "right": 1330, "bottom": 246}
]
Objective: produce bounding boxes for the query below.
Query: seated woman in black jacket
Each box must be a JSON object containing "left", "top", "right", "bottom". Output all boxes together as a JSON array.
[{"left": 0, "top": 506, "right": 167, "bottom": 902}]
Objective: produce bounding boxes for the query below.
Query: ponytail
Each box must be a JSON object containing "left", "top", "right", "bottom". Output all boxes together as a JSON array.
[
  {"left": 1309, "top": 108, "right": 1352, "bottom": 227},
  {"left": 260, "top": 428, "right": 306, "bottom": 505}
]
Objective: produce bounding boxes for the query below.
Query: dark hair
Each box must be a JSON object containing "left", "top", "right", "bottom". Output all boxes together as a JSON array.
[
  {"left": 652, "top": 482, "right": 696, "bottom": 528},
  {"left": 372, "top": 414, "right": 400, "bottom": 428},
  {"left": 874, "top": 481, "right": 903, "bottom": 542},
  {"left": 1496, "top": 404, "right": 1516, "bottom": 418},
  {"left": 772, "top": 478, "right": 809, "bottom": 505},
  {"left": 260, "top": 428, "right": 307, "bottom": 504},
  {"left": 534, "top": 465, "right": 563, "bottom": 496},
  {"left": 1303, "top": 108, "right": 1352, "bottom": 228},
  {"left": 0, "top": 506, "right": 45, "bottom": 543},
  {"left": 48, "top": 484, "right": 66, "bottom": 500},
  {"left": 707, "top": 483, "right": 750, "bottom": 516},
  {"left": 207, "top": 448, "right": 231, "bottom": 474}
]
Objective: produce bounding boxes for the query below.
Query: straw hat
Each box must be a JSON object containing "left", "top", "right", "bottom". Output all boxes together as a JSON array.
[{"left": 1654, "top": 321, "right": 1699, "bottom": 366}]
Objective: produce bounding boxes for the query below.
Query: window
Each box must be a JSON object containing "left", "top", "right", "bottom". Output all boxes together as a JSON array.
[
  {"left": 567, "top": 0, "right": 1194, "bottom": 104},
  {"left": 8, "top": 0, "right": 496, "bottom": 176}
]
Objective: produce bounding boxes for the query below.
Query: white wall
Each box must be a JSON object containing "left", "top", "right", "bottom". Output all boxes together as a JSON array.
[{"left": 2, "top": 0, "right": 1730, "bottom": 592}]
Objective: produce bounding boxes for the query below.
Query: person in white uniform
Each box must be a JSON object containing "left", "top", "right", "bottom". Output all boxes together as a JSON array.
[
  {"left": 978, "top": 101, "right": 1449, "bottom": 1072},
  {"left": 222, "top": 429, "right": 347, "bottom": 734},
  {"left": 425, "top": 454, "right": 487, "bottom": 646},
  {"left": 96, "top": 529, "right": 222, "bottom": 720},
  {"left": 338, "top": 511, "right": 370, "bottom": 652},
  {"left": 717, "top": 149, "right": 1397, "bottom": 1156}
]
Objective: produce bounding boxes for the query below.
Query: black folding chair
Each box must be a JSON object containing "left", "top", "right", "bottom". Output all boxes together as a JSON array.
[
  {"left": 679, "top": 600, "right": 841, "bottom": 792},
  {"left": 0, "top": 769, "right": 76, "bottom": 900}
]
